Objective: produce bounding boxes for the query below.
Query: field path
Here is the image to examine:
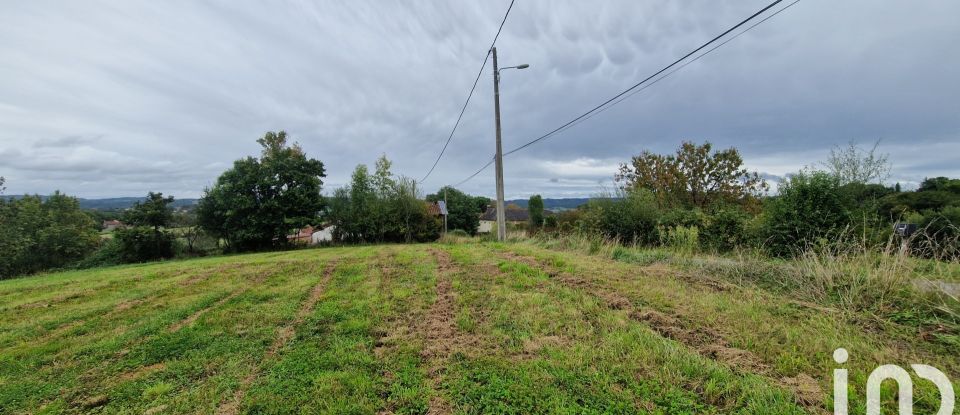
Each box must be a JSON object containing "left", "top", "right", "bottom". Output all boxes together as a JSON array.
[{"left": 420, "top": 248, "right": 459, "bottom": 414}]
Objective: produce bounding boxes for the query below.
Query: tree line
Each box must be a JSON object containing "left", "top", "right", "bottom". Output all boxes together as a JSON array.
[
  {"left": 0, "top": 131, "right": 493, "bottom": 278},
  {"left": 538, "top": 140, "right": 959, "bottom": 259}
]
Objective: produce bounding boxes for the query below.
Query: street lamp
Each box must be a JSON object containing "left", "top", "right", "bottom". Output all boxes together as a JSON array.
[{"left": 491, "top": 47, "right": 529, "bottom": 241}]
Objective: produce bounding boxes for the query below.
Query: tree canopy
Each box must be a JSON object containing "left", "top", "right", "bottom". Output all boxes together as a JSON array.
[
  {"left": 821, "top": 140, "right": 891, "bottom": 185},
  {"left": 124, "top": 192, "right": 174, "bottom": 231},
  {"left": 329, "top": 155, "right": 439, "bottom": 243},
  {"left": 197, "top": 131, "right": 326, "bottom": 251},
  {"left": 616, "top": 141, "right": 767, "bottom": 210},
  {"left": 425, "top": 186, "right": 487, "bottom": 235},
  {"left": 528, "top": 194, "right": 544, "bottom": 228},
  {"left": 0, "top": 192, "right": 99, "bottom": 277}
]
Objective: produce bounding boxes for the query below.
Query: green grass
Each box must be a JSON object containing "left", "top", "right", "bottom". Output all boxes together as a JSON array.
[{"left": 1, "top": 242, "right": 956, "bottom": 414}]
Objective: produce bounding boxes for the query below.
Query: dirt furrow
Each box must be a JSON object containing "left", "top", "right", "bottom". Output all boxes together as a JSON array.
[
  {"left": 419, "top": 249, "right": 460, "bottom": 415},
  {"left": 215, "top": 259, "right": 338, "bottom": 415},
  {"left": 492, "top": 249, "right": 824, "bottom": 409}
]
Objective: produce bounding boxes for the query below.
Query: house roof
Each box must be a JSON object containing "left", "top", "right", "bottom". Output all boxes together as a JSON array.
[
  {"left": 288, "top": 225, "right": 314, "bottom": 239},
  {"left": 425, "top": 201, "right": 447, "bottom": 216},
  {"left": 479, "top": 206, "right": 530, "bottom": 222}
]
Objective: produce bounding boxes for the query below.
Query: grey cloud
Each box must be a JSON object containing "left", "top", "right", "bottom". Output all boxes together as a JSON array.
[{"left": 0, "top": 0, "right": 958, "bottom": 199}]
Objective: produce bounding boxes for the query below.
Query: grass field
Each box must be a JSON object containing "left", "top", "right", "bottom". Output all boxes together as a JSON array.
[{"left": 1, "top": 241, "right": 956, "bottom": 414}]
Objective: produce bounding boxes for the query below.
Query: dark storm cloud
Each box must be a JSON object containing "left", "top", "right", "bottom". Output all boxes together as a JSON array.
[{"left": 0, "top": 0, "right": 957, "bottom": 199}]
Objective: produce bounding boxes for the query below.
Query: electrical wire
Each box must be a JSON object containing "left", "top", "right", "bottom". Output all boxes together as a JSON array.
[
  {"left": 502, "top": 0, "right": 788, "bottom": 157},
  {"left": 504, "top": 0, "right": 802, "bottom": 150},
  {"left": 418, "top": 0, "right": 517, "bottom": 184}
]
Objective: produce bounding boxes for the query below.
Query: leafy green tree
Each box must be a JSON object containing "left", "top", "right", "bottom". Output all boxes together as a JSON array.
[
  {"left": 117, "top": 192, "right": 177, "bottom": 262},
  {"left": 0, "top": 176, "right": 5, "bottom": 194},
  {"left": 197, "top": 131, "right": 326, "bottom": 251},
  {"left": 125, "top": 192, "right": 174, "bottom": 231},
  {"left": 528, "top": 195, "right": 544, "bottom": 229},
  {"left": 0, "top": 192, "right": 99, "bottom": 277},
  {"left": 328, "top": 156, "right": 439, "bottom": 243},
  {"left": 616, "top": 141, "right": 767, "bottom": 210},
  {"left": 426, "top": 186, "right": 484, "bottom": 235},
  {"left": 918, "top": 177, "right": 960, "bottom": 194},
  {"left": 762, "top": 172, "right": 852, "bottom": 257}
]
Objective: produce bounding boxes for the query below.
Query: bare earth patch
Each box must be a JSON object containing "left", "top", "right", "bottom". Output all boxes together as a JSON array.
[{"left": 420, "top": 249, "right": 460, "bottom": 415}]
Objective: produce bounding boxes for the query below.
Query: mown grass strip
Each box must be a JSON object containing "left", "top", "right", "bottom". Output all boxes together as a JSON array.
[
  {"left": 495, "top": 241, "right": 958, "bottom": 414},
  {"left": 440, "top": 243, "right": 807, "bottom": 414},
  {"left": 0, "top": 257, "right": 315, "bottom": 413}
]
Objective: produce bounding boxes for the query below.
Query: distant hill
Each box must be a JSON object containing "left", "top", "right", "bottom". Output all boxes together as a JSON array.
[
  {"left": 505, "top": 198, "right": 594, "bottom": 211},
  {"left": 2, "top": 195, "right": 199, "bottom": 210}
]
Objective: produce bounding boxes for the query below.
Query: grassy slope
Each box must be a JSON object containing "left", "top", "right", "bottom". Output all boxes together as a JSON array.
[{"left": 0, "top": 243, "right": 955, "bottom": 414}]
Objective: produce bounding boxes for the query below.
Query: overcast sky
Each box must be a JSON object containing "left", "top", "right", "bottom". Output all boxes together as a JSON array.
[{"left": 1, "top": 0, "right": 958, "bottom": 199}]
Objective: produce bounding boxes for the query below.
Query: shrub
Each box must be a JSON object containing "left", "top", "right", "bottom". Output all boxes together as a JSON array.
[
  {"left": 581, "top": 190, "right": 660, "bottom": 245},
  {"left": 658, "top": 225, "right": 699, "bottom": 255},
  {"left": 701, "top": 206, "right": 751, "bottom": 252},
  {"left": 115, "top": 227, "right": 176, "bottom": 263},
  {"left": 659, "top": 208, "right": 706, "bottom": 230},
  {"left": 75, "top": 238, "right": 124, "bottom": 269},
  {"left": 913, "top": 207, "right": 960, "bottom": 259},
  {"left": 762, "top": 171, "right": 852, "bottom": 257}
]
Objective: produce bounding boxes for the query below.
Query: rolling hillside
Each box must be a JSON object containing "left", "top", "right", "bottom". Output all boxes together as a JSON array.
[{"left": 1, "top": 242, "right": 956, "bottom": 413}]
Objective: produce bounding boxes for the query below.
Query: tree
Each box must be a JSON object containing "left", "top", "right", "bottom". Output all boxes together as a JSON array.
[
  {"left": 0, "top": 192, "right": 99, "bottom": 277},
  {"left": 821, "top": 139, "right": 891, "bottom": 185},
  {"left": 125, "top": 192, "right": 174, "bottom": 231},
  {"left": 919, "top": 177, "right": 960, "bottom": 194},
  {"left": 328, "top": 156, "right": 440, "bottom": 243},
  {"left": 426, "top": 186, "right": 484, "bottom": 235},
  {"left": 117, "top": 192, "right": 177, "bottom": 262},
  {"left": 528, "top": 195, "right": 544, "bottom": 228},
  {"left": 0, "top": 176, "right": 5, "bottom": 194},
  {"left": 197, "top": 131, "right": 326, "bottom": 251},
  {"left": 616, "top": 141, "right": 767, "bottom": 210}
]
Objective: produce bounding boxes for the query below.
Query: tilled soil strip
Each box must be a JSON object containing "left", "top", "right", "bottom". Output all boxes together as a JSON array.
[
  {"left": 418, "top": 248, "right": 459, "bottom": 415},
  {"left": 491, "top": 249, "right": 824, "bottom": 410},
  {"left": 215, "top": 259, "right": 339, "bottom": 415}
]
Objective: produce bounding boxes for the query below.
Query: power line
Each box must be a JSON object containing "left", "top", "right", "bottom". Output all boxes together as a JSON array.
[
  {"left": 501, "top": 0, "right": 791, "bottom": 158},
  {"left": 506, "top": 0, "right": 801, "bottom": 149},
  {"left": 418, "top": 0, "right": 517, "bottom": 184},
  {"left": 452, "top": 155, "right": 495, "bottom": 187},
  {"left": 447, "top": 0, "right": 798, "bottom": 187}
]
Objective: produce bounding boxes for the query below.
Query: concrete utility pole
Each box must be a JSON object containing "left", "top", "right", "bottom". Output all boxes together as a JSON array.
[
  {"left": 492, "top": 47, "right": 507, "bottom": 241},
  {"left": 490, "top": 48, "right": 529, "bottom": 242}
]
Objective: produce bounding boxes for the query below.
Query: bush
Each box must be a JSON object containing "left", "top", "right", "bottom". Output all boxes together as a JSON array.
[
  {"left": 75, "top": 238, "right": 124, "bottom": 269},
  {"left": 581, "top": 190, "right": 660, "bottom": 245},
  {"left": 701, "top": 206, "right": 751, "bottom": 252},
  {"left": 658, "top": 225, "right": 699, "bottom": 255},
  {"left": 659, "top": 208, "right": 706, "bottom": 230},
  {"left": 762, "top": 172, "right": 852, "bottom": 257},
  {"left": 913, "top": 206, "right": 960, "bottom": 259},
  {"left": 115, "top": 227, "right": 176, "bottom": 263}
]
